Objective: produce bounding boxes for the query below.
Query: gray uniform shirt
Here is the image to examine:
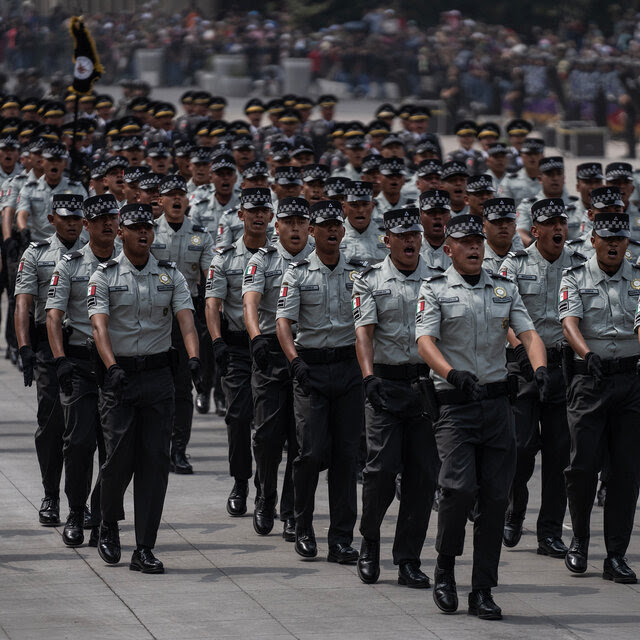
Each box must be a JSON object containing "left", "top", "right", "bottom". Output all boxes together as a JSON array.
[
  {"left": 516, "top": 189, "right": 581, "bottom": 241},
  {"left": 559, "top": 255, "right": 640, "bottom": 360},
  {"left": 332, "top": 163, "right": 361, "bottom": 182},
  {"left": 192, "top": 191, "right": 240, "bottom": 240},
  {"left": 415, "top": 267, "right": 535, "bottom": 390},
  {"left": 374, "top": 191, "right": 413, "bottom": 217},
  {"left": 498, "top": 169, "right": 540, "bottom": 206},
  {"left": 420, "top": 241, "right": 451, "bottom": 271},
  {"left": 45, "top": 243, "right": 119, "bottom": 346},
  {"left": 15, "top": 234, "right": 85, "bottom": 325},
  {"left": 150, "top": 215, "right": 214, "bottom": 296},
  {"left": 500, "top": 243, "right": 587, "bottom": 347},
  {"left": 276, "top": 251, "right": 364, "bottom": 349},
  {"left": 341, "top": 219, "right": 388, "bottom": 265},
  {"left": 188, "top": 183, "right": 215, "bottom": 220},
  {"left": 206, "top": 237, "right": 266, "bottom": 332},
  {"left": 1, "top": 169, "right": 30, "bottom": 210},
  {"left": 353, "top": 255, "right": 441, "bottom": 365},
  {"left": 242, "top": 240, "right": 314, "bottom": 335},
  {"left": 87, "top": 252, "right": 193, "bottom": 357},
  {"left": 17, "top": 175, "right": 88, "bottom": 242}
]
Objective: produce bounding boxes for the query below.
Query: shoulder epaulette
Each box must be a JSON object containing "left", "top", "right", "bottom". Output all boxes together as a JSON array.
[
  {"left": 632, "top": 263, "right": 640, "bottom": 269},
  {"left": 490, "top": 273, "right": 512, "bottom": 282},
  {"left": 507, "top": 172, "right": 519, "bottom": 179},
  {"left": 564, "top": 262, "right": 587, "bottom": 273},
  {"left": 426, "top": 273, "right": 446, "bottom": 282},
  {"left": 521, "top": 197, "right": 536, "bottom": 204},
  {"left": 569, "top": 195, "right": 579, "bottom": 201},
  {"left": 258, "top": 245, "right": 277, "bottom": 254},
  {"left": 157, "top": 259, "right": 177, "bottom": 268},
  {"left": 191, "top": 224, "right": 207, "bottom": 233},
  {"left": 566, "top": 238, "right": 581, "bottom": 245},
  {"left": 290, "top": 258, "right": 310, "bottom": 268},
  {"left": 215, "top": 245, "right": 233, "bottom": 254},
  {"left": 348, "top": 258, "right": 368, "bottom": 268},
  {"left": 29, "top": 240, "right": 50, "bottom": 248},
  {"left": 69, "top": 180, "right": 81, "bottom": 186},
  {"left": 62, "top": 251, "right": 83, "bottom": 261},
  {"left": 630, "top": 238, "right": 640, "bottom": 246},
  {"left": 571, "top": 251, "right": 588, "bottom": 261},
  {"left": 97, "top": 259, "right": 118, "bottom": 270},
  {"left": 507, "top": 249, "right": 528, "bottom": 258},
  {"left": 359, "top": 265, "right": 375, "bottom": 277},
  {"left": 25, "top": 179, "right": 38, "bottom": 187}
]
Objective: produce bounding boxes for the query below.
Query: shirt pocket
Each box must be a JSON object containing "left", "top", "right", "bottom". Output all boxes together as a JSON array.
[
  {"left": 109, "top": 290, "right": 135, "bottom": 311},
  {"left": 151, "top": 287, "right": 174, "bottom": 321},
  {"left": 300, "top": 286, "right": 325, "bottom": 329},
  {"left": 441, "top": 303, "right": 467, "bottom": 330},
  {"left": 375, "top": 292, "right": 400, "bottom": 321}
]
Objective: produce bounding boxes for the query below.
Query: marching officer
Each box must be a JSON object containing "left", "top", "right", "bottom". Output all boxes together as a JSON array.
[
  {"left": 416, "top": 214, "right": 547, "bottom": 619},
  {"left": 187, "top": 147, "right": 214, "bottom": 217},
  {"left": 14, "top": 193, "right": 86, "bottom": 526},
  {"left": 151, "top": 174, "right": 214, "bottom": 474},
  {"left": 445, "top": 121, "right": 485, "bottom": 176},
  {"left": 375, "top": 157, "right": 412, "bottom": 216},
  {"left": 419, "top": 189, "right": 452, "bottom": 271},
  {"left": 482, "top": 197, "right": 521, "bottom": 274},
  {"left": 205, "top": 187, "right": 273, "bottom": 516},
  {"left": 440, "top": 161, "right": 469, "bottom": 215},
  {"left": 242, "top": 196, "right": 314, "bottom": 541},
  {"left": 45, "top": 194, "right": 120, "bottom": 547},
  {"left": 88, "top": 203, "right": 200, "bottom": 574},
  {"left": 354, "top": 206, "right": 440, "bottom": 588},
  {"left": 499, "top": 198, "right": 586, "bottom": 557},
  {"left": 276, "top": 200, "right": 364, "bottom": 563},
  {"left": 559, "top": 209, "right": 640, "bottom": 584},
  {"left": 498, "top": 137, "right": 544, "bottom": 206},
  {"left": 573, "top": 163, "right": 604, "bottom": 235}
]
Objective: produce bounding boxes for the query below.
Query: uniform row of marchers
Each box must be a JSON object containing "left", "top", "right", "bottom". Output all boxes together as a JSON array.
[{"left": 1, "top": 92, "right": 639, "bottom": 620}]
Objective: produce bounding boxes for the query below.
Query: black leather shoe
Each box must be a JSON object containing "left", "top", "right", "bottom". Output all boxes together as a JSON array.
[
  {"left": 226, "top": 479, "right": 248, "bottom": 517},
  {"left": 253, "top": 499, "right": 275, "bottom": 536},
  {"left": 83, "top": 505, "right": 94, "bottom": 529},
  {"left": 603, "top": 556, "right": 637, "bottom": 583},
  {"left": 502, "top": 513, "right": 523, "bottom": 548},
  {"left": 282, "top": 518, "right": 296, "bottom": 542},
  {"left": 39, "top": 496, "right": 60, "bottom": 526},
  {"left": 357, "top": 538, "right": 380, "bottom": 584},
  {"left": 468, "top": 589, "right": 502, "bottom": 620},
  {"left": 88, "top": 526, "right": 99, "bottom": 548},
  {"left": 195, "top": 392, "right": 210, "bottom": 414},
  {"left": 327, "top": 543, "right": 359, "bottom": 564},
  {"left": 398, "top": 562, "right": 430, "bottom": 588},
  {"left": 537, "top": 536, "right": 569, "bottom": 558},
  {"left": 433, "top": 566, "right": 458, "bottom": 614},
  {"left": 130, "top": 548, "right": 164, "bottom": 574},
  {"left": 295, "top": 529, "right": 317, "bottom": 558},
  {"left": 170, "top": 449, "right": 193, "bottom": 475},
  {"left": 98, "top": 522, "right": 121, "bottom": 565},
  {"left": 565, "top": 536, "right": 589, "bottom": 574},
  {"left": 62, "top": 510, "right": 84, "bottom": 547}
]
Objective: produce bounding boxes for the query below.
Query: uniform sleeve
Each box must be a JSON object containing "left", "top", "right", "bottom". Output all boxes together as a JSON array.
[
  {"left": 14, "top": 246, "right": 38, "bottom": 296},
  {"left": 497, "top": 179, "right": 512, "bottom": 199},
  {"left": 71, "top": 183, "right": 88, "bottom": 199},
  {"left": 171, "top": 268, "right": 195, "bottom": 313},
  {"left": 205, "top": 251, "right": 228, "bottom": 300},
  {"left": 44, "top": 257, "right": 71, "bottom": 311},
  {"left": 352, "top": 273, "right": 377, "bottom": 328},
  {"left": 498, "top": 255, "right": 517, "bottom": 279},
  {"left": 87, "top": 266, "right": 110, "bottom": 317},
  {"left": 558, "top": 270, "right": 582, "bottom": 320},
  {"left": 199, "top": 230, "right": 215, "bottom": 274},
  {"left": 275, "top": 265, "right": 300, "bottom": 323},
  {"left": 508, "top": 285, "right": 535, "bottom": 336},
  {"left": 242, "top": 252, "right": 266, "bottom": 296},
  {"left": 516, "top": 201, "right": 532, "bottom": 232},
  {"left": 414, "top": 280, "right": 441, "bottom": 341},
  {"left": 216, "top": 212, "right": 233, "bottom": 247},
  {"left": 16, "top": 183, "right": 32, "bottom": 214}
]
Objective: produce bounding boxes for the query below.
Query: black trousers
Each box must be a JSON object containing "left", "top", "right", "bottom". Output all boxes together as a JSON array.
[
  {"left": 507, "top": 365, "right": 569, "bottom": 540},
  {"left": 195, "top": 292, "right": 224, "bottom": 407},
  {"left": 222, "top": 344, "right": 254, "bottom": 480},
  {"left": 34, "top": 341, "right": 65, "bottom": 498},
  {"left": 434, "top": 395, "right": 516, "bottom": 591},
  {"left": 360, "top": 377, "right": 438, "bottom": 565},
  {"left": 293, "top": 355, "right": 363, "bottom": 546},
  {"left": 170, "top": 316, "right": 193, "bottom": 452},
  {"left": 61, "top": 356, "right": 105, "bottom": 519},
  {"left": 99, "top": 365, "right": 174, "bottom": 549},
  {"left": 565, "top": 372, "right": 640, "bottom": 556},
  {"left": 252, "top": 348, "right": 295, "bottom": 520},
  {"left": 3, "top": 239, "right": 18, "bottom": 350}
]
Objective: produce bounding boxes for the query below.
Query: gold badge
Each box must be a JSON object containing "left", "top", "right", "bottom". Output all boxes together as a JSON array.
[
  {"left": 191, "top": 263, "right": 198, "bottom": 271},
  {"left": 632, "top": 279, "right": 640, "bottom": 290},
  {"left": 502, "top": 318, "right": 509, "bottom": 329},
  {"left": 348, "top": 270, "right": 357, "bottom": 281},
  {"left": 378, "top": 234, "right": 386, "bottom": 244},
  {"left": 159, "top": 273, "right": 171, "bottom": 285},
  {"left": 625, "top": 250, "right": 632, "bottom": 260},
  {"left": 493, "top": 286, "right": 507, "bottom": 298},
  {"left": 190, "top": 235, "right": 202, "bottom": 246}
]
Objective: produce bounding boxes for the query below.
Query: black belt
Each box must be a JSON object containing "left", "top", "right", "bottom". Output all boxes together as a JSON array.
[
  {"left": 66, "top": 344, "right": 91, "bottom": 360},
  {"left": 298, "top": 345, "right": 356, "bottom": 364},
  {"left": 506, "top": 346, "right": 563, "bottom": 366},
  {"left": 573, "top": 355, "right": 638, "bottom": 376},
  {"left": 116, "top": 352, "right": 170, "bottom": 373},
  {"left": 437, "top": 379, "right": 509, "bottom": 405},
  {"left": 224, "top": 330, "right": 249, "bottom": 347},
  {"left": 373, "top": 363, "right": 429, "bottom": 380}
]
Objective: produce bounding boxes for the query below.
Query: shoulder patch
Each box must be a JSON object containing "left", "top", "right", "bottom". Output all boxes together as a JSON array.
[
  {"left": 290, "top": 258, "right": 310, "bottom": 268},
  {"left": 191, "top": 224, "right": 207, "bottom": 233},
  {"left": 97, "top": 259, "right": 118, "bottom": 270},
  {"left": 426, "top": 273, "right": 446, "bottom": 282},
  {"left": 258, "top": 245, "right": 277, "bottom": 254},
  {"left": 215, "top": 245, "right": 233, "bottom": 254},
  {"left": 29, "top": 240, "right": 50, "bottom": 248},
  {"left": 62, "top": 251, "right": 83, "bottom": 261},
  {"left": 157, "top": 259, "right": 177, "bottom": 268}
]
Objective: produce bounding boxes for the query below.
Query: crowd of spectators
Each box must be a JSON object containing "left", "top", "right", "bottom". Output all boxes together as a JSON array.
[{"left": 2, "top": 4, "right": 640, "bottom": 131}]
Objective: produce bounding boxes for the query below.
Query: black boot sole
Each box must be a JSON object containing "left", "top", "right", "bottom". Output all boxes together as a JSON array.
[
  {"left": 398, "top": 575, "right": 430, "bottom": 588},
  {"left": 602, "top": 571, "right": 637, "bottom": 584}
]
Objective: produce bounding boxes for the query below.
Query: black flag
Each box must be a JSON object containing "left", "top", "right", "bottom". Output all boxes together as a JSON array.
[{"left": 68, "top": 16, "right": 103, "bottom": 95}]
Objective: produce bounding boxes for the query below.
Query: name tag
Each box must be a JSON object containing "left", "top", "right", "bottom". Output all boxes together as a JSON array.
[
  {"left": 157, "top": 285, "right": 174, "bottom": 291},
  {"left": 265, "top": 269, "right": 282, "bottom": 277},
  {"left": 187, "top": 245, "right": 203, "bottom": 251},
  {"left": 38, "top": 261, "right": 55, "bottom": 266},
  {"left": 579, "top": 288, "right": 599, "bottom": 295},
  {"left": 438, "top": 296, "right": 459, "bottom": 303},
  {"left": 226, "top": 269, "right": 243, "bottom": 276},
  {"left": 300, "top": 284, "right": 319, "bottom": 291},
  {"left": 629, "top": 290, "right": 640, "bottom": 296},
  {"left": 516, "top": 274, "right": 537, "bottom": 280},
  {"left": 151, "top": 243, "right": 167, "bottom": 249},
  {"left": 372, "top": 289, "right": 391, "bottom": 297},
  {"left": 109, "top": 285, "right": 128, "bottom": 292},
  {"left": 71, "top": 276, "right": 89, "bottom": 282},
  {"left": 492, "top": 297, "right": 512, "bottom": 303}
]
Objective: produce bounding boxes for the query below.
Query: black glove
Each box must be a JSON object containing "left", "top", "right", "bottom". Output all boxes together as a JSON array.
[
  {"left": 585, "top": 351, "right": 604, "bottom": 386},
  {"left": 363, "top": 375, "right": 387, "bottom": 411},
  {"left": 251, "top": 335, "right": 271, "bottom": 371},
  {"left": 18, "top": 228, "right": 31, "bottom": 250},
  {"left": 106, "top": 364, "right": 128, "bottom": 400},
  {"left": 54, "top": 357, "right": 74, "bottom": 396},
  {"left": 290, "top": 357, "right": 311, "bottom": 394},
  {"left": 534, "top": 366, "right": 550, "bottom": 403},
  {"left": 446, "top": 369, "right": 484, "bottom": 400},
  {"left": 19, "top": 345, "right": 35, "bottom": 387},
  {"left": 3, "top": 235, "right": 18, "bottom": 261},
  {"left": 212, "top": 338, "right": 229, "bottom": 376},
  {"left": 188, "top": 356, "right": 202, "bottom": 392},
  {"left": 513, "top": 344, "right": 534, "bottom": 381}
]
